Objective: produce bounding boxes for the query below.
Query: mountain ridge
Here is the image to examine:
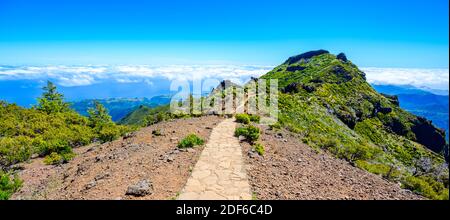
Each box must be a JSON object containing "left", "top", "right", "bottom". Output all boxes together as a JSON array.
[{"left": 259, "top": 50, "right": 448, "bottom": 199}]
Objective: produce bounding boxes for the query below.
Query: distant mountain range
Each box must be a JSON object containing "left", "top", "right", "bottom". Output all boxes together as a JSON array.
[
  {"left": 0, "top": 78, "right": 173, "bottom": 107},
  {"left": 372, "top": 84, "right": 449, "bottom": 140},
  {"left": 70, "top": 95, "right": 171, "bottom": 121}
]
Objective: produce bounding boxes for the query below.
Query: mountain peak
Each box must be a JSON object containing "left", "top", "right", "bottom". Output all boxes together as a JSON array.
[
  {"left": 284, "top": 49, "right": 330, "bottom": 65},
  {"left": 262, "top": 50, "right": 448, "bottom": 160}
]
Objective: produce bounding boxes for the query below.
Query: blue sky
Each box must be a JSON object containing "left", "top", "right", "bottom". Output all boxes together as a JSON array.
[{"left": 0, "top": 0, "right": 448, "bottom": 67}]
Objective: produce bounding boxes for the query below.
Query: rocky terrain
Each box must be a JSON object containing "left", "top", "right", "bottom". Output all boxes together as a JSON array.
[
  {"left": 12, "top": 116, "right": 221, "bottom": 200},
  {"left": 11, "top": 115, "right": 426, "bottom": 200},
  {"left": 243, "top": 124, "right": 423, "bottom": 200}
]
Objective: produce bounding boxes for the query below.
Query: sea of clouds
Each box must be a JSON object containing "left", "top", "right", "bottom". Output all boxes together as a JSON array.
[
  {"left": 362, "top": 67, "right": 449, "bottom": 91},
  {"left": 0, "top": 65, "right": 448, "bottom": 92},
  {"left": 0, "top": 65, "right": 274, "bottom": 87}
]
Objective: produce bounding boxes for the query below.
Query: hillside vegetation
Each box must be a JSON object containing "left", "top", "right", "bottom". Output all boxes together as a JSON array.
[
  {"left": 260, "top": 50, "right": 448, "bottom": 199},
  {"left": 0, "top": 81, "right": 131, "bottom": 199},
  {"left": 70, "top": 95, "right": 171, "bottom": 122}
]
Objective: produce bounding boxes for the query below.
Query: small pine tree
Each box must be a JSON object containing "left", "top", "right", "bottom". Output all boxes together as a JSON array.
[
  {"left": 88, "top": 101, "right": 113, "bottom": 127},
  {"left": 36, "top": 81, "right": 69, "bottom": 114}
]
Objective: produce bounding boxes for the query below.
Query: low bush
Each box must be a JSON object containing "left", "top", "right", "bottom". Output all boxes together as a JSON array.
[
  {"left": 43, "top": 151, "right": 75, "bottom": 165},
  {"left": 234, "top": 125, "right": 260, "bottom": 143},
  {"left": 235, "top": 114, "right": 250, "bottom": 124},
  {"left": 249, "top": 115, "right": 260, "bottom": 123},
  {"left": 403, "top": 175, "right": 448, "bottom": 200},
  {"left": 253, "top": 143, "right": 265, "bottom": 156},
  {"left": 178, "top": 134, "right": 204, "bottom": 148},
  {"left": 0, "top": 136, "right": 32, "bottom": 167},
  {"left": 0, "top": 171, "right": 23, "bottom": 200},
  {"left": 356, "top": 160, "right": 400, "bottom": 180},
  {"left": 338, "top": 144, "right": 380, "bottom": 164},
  {"left": 269, "top": 122, "right": 281, "bottom": 130},
  {"left": 97, "top": 125, "right": 121, "bottom": 143},
  {"left": 234, "top": 127, "right": 248, "bottom": 137}
]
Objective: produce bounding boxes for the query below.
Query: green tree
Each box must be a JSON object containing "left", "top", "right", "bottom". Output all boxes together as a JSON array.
[
  {"left": 88, "top": 101, "right": 113, "bottom": 127},
  {"left": 36, "top": 81, "right": 69, "bottom": 114},
  {"left": 87, "top": 101, "right": 124, "bottom": 143}
]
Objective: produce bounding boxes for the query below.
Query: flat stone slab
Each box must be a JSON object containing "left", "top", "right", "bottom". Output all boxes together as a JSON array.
[{"left": 178, "top": 119, "right": 252, "bottom": 200}]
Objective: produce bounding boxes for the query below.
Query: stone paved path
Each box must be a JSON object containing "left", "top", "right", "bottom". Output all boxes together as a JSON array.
[{"left": 178, "top": 119, "right": 252, "bottom": 200}]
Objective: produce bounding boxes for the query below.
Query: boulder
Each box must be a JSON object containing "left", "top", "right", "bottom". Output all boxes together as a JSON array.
[{"left": 126, "top": 179, "right": 153, "bottom": 196}]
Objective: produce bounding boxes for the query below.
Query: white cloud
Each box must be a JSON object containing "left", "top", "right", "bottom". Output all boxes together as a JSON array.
[
  {"left": 2, "top": 65, "right": 446, "bottom": 92},
  {"left": 362, "top": 67, "right": 449, "bottom": 91},
  {"left": 0, "top": 64, "right": 273, "bottom": 87}
]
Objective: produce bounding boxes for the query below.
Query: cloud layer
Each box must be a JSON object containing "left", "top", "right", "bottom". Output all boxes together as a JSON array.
[
  {"left": 0, "top": 65, "right": 448, "bottom": 91},
  {"left": 0, "top": 65, "right": 274, "bottom": 87},
  {"left": 362, "top": 67, "right": 449, "bottom": 91}
]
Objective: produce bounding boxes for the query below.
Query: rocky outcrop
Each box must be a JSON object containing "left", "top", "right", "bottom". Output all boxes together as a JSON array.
[
  {"left": 331, "top": 65, "right": 353, "bottom": 83},
  {"left": 373, "top": 102, "right": 392, "bottom": 115},
  {"left": 337, "top": 53, "right": 348, "bottom": 62},
  {"left": 381, "top": 93, "right": 400, "bottom": 106},
  {"left": 284, "top": 49, "right": 329, "bottom": 65},
  {"left": 411, "top": 116, "right": 447, "bottom": 155}
]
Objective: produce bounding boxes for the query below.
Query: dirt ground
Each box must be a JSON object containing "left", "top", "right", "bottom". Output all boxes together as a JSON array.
[
  {"left": 12, "top": 115, "right": 424, "bottom": 200},
  {"left": 242, "top": 124, "right": 423, "bottom": 200},
  {"left": 12, "top": 116, "right": 223, "bottom": 200}
]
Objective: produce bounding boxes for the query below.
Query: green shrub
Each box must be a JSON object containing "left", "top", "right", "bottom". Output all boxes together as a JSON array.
[
  {"left": 0, "top": 171, "right": 23, "bottom": 200},
  {"left": 403, "top": 176, "right": 440, "bottom": 200},
  {"left": 234, "top": 125, "right": 260, "bottom": 143},
  {"left": 356, "top": 160, "right": 400, "bottom": 180},
  {"left": 143, "top": 111, "right": 172, "bottom": 126},
  {"left": 269, "top": 122, "right": 281, "bottom": 130},
  {"left": 249, "top": 115, "right": 260, "bottom": 123},
  {"left": 0, "top": 136, "right": 32, "bottom": 167},
  {"left": 178, "top": 134, "right": 204, "bottom": 148},
  {"left": 43, "top": 151, "right": 75, "bottom": 165},
  {"left": 235, "top": 114, "right": 250, "bottom": 124},
  {"left": 338, "top": 144, "right": 379, "bottom": 164},
  {"left": 97, "top": 125, "right": 121, "bottom": 143},
  {"left": 35, "top": 138, "right": 72, "bottom": 157},
  {"left": 254, "top": 143, "right": 265, "bottom": 156},
  {"left": 246, "top": 126, "right": 261, "bottom": 143},
  {"left": 234, "top": 127, "right": 248, "bottom": 137}
]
